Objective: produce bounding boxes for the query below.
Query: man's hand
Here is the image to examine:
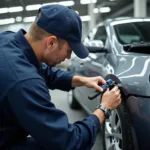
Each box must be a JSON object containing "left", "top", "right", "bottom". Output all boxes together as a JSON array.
[
  {"left": 93, "top": 86, "right": 121, "bottom": 124},
  {"left": 101, "top": 86, "right": 121, "bottom": 110},
  {"left": 72, "top": 76, "right": 106, "bottom": 92},
  {"left": 83, "top": 76, "right": 106, "bottom": 92}
]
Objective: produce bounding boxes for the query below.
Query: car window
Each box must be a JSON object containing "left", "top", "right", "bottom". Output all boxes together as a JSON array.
[
  {"left": 93, "top": 26, "right": 107, "bottom": 44},
  {"left": 114, "top": 22, "right": 150, "bottom": 44}
]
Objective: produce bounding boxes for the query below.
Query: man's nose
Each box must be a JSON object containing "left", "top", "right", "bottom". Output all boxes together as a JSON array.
[
  {"left": 67, "top": 54, "right": 71, "bottom": 59},
  {"left": 67, "top": 52, "right": 72, "bottom": 59}
]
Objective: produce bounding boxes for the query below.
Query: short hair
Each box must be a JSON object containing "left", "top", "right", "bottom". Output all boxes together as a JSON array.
[
  {"left": 28, "top": 10, "right": 51, "bottom": 41},
  {"left": 28, "top": 22, "right": 51, "bottom": 41},
  {"left": 28, "top": 11, "right": 66, "bottom": 48}
]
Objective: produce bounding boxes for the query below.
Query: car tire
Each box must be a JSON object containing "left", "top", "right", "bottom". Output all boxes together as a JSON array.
[
  {"left": 68, "top": 90, "right": 81, "bottom": 109},
  {"left": 102, "top": 100, "right": 134, "bottom": 150}
]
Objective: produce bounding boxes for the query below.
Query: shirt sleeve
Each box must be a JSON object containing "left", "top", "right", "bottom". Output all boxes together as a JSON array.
[
  {"left": 6, "top": 78, "right": 100, "bottom": 150},
  {"left": 40, "top": 63, "right": 74, "bottom": 91}
]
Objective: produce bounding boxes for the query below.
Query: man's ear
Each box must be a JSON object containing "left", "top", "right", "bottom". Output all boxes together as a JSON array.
[{"left": 46, "top": 36, "right": 57, "bottom": 49}]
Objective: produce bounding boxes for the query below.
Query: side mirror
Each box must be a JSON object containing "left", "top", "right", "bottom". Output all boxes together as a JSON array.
[{"left": 84, "top": 40, "right": 107, "bottom": 53}]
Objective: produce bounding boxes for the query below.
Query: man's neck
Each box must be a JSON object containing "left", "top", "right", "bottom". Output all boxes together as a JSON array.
[{"left": 24, "top": 33, "right": 44, "bottom": 63}]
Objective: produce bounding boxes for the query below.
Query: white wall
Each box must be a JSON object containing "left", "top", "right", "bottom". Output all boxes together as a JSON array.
[
  {"left": 0, "top": 23, "right": 31, "bottom": 32},
  {"left": 0, "top": 22, "right": 89, "bottom": 38}
]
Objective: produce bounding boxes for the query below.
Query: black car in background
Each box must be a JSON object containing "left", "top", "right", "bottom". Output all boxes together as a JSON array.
[{"left": 68, "top": 18, "right": 150, "bottom": 150}]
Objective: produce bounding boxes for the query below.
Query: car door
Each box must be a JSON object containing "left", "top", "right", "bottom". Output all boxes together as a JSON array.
[
  {"left": 71, "top": 28, "right": 98, "bottom": 111},
  {"left": 76, "top": 25, "right": 109, "bottom": 112}
]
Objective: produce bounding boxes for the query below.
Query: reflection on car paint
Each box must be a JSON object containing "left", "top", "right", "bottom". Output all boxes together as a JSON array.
[{"left": 68, "top": 18, "right": 150, "bottom": 150}]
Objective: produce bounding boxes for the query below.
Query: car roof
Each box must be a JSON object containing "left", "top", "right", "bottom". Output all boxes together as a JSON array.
[{"left": 96, "top": 17, "right": 150, "bottom": 26}]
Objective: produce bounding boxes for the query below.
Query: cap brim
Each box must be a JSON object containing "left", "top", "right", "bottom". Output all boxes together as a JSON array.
[{"left": 69, "top": 42, "right": 89, "bottom": 59}]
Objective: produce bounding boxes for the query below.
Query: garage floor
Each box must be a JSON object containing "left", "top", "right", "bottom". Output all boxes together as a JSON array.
[{"left": 51, "top": 90, "right": 104, "bottom": 150}]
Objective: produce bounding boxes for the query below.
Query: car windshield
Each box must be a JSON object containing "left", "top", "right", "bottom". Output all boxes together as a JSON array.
[{"left": 114, "top": 21, "right": 150, "bottom": 44}]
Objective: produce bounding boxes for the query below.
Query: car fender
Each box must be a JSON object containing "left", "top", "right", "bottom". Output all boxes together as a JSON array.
[{"left": 105, "top": 74, "right": 139, "bottom": 150}]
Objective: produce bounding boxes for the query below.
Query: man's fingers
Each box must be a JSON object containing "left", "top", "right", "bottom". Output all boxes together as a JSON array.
[
  {"left": 98, "top": 77, "right": 106, "bottom": 85},
  {"left": 96, "top": 85, "right": 103, "bottom": 92},
  {"left": 111, "top": 86, "right": 119, "bottom": 91},
  {"left": 118, "top": 98, "right": 122, "bottom": 105},
  {"left": 116, "top": 90, "right": 121, "bottom": 95}
]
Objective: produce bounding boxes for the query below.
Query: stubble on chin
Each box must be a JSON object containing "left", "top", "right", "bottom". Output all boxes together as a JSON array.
[{"left": 47, "top": 62, "right": 57, "bottom": 67}]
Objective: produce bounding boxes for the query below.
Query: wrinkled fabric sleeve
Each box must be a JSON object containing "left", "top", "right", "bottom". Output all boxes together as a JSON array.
[
  {"left": 6, "top": 78, "right": 100, "bottom": 150},
  {"left": 40, "top": 63, "right": 74, "bottom": 91}
]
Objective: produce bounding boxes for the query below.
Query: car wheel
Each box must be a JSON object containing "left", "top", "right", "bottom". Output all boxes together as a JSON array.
[
  {"left": 68, "top": 90, "right": 81, "bottom": 109},
  {"left": 102, "top": 101, "right": 134, "bottom": 150}
]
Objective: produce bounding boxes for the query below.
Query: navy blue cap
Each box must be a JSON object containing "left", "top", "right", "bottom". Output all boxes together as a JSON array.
[{"left": 35, "top": 4, "right": 89, "bottom": 59}]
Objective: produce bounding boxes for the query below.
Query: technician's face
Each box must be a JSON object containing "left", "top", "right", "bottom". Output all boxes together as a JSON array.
[{"left": 44, "top": 36, "right": 72, "bottom": 67}]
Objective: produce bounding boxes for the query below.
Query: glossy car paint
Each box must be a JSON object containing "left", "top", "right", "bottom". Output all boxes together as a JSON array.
[{"left": 70, "top": 18, "right": 150, "bottom": 150}]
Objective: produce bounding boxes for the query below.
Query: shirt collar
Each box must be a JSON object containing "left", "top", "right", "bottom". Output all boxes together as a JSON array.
[{"left": 14, "top": 29, "right": 40, "bottom": 70}]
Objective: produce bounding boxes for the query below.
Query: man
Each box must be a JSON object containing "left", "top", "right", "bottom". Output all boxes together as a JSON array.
[{"left": 0, "top": 4, "right": 121, "bottom": 150}]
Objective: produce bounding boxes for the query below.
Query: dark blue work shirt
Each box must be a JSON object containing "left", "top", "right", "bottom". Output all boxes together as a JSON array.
[{"left": 0, "top": 29, "right": 100, "bottom": 150}]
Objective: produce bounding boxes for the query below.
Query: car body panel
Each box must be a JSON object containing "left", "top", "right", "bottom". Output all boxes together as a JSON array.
[{"left": 69, "top": 18, "right": 150, "bottom": 150}]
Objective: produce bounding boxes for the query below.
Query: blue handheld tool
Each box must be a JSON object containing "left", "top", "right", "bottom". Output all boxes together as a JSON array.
[{"left": 88, "top": 79, "right": 117, "bottom": 100}]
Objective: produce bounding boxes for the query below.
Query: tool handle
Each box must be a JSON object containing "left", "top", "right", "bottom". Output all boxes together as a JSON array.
[
  {"left": 88, "top": 84, "right": 109, "bottom": 100},
  {"left": 88, "top": 91, "right": 100, "bottom": 100}
]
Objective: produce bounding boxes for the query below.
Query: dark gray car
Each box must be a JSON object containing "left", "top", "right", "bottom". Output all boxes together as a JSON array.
[{"left": 68, "top": 18, "right": 150, "bottom": 150}]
